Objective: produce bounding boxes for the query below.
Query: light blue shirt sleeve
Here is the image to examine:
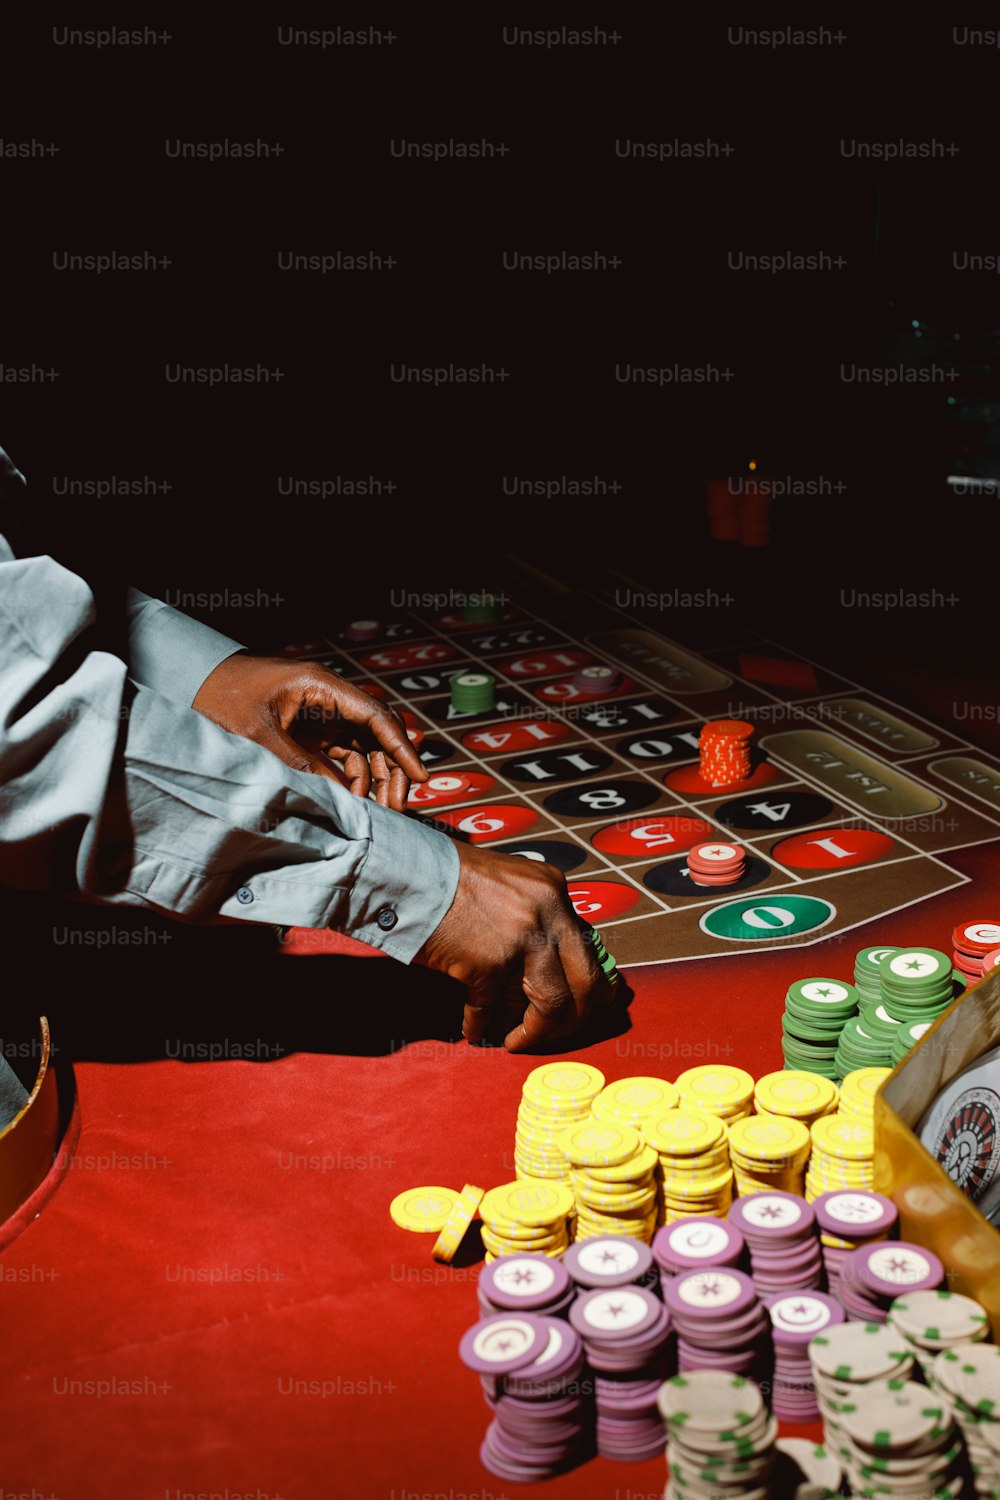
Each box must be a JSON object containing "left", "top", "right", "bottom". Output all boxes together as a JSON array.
[
  {"left": 0, "top": 542, "right": 460, "bottom": 960},
  {"left": 125, "top": 589, "right": 246, "bottom": 706}
]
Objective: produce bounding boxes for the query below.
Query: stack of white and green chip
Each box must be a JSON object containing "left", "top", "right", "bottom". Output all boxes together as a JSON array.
[
  {"left": 836, "top": 1378, "right": 965, "bottom": 1498},
  {"left": 928, "top": 1343, "right": 1000, "bottom": 1499},
  {"left": 781, "top": 978, "right": 859, "bottom": 1079},
  {"left": 888, "top": 1289, "right": 991, "bottom": 1374}
]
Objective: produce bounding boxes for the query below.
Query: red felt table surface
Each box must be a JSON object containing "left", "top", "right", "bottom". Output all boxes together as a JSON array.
[{"left": 3, "top": 845, "right": 997, "bottom": 1499}]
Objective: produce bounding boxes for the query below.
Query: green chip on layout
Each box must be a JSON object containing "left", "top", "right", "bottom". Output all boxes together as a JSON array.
[{"left": 701, "top": 895, "right": 836, "bottom": 942}]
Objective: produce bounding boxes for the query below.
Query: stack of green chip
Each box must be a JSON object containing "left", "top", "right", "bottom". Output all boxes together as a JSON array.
[
  {"left": 781, "top": 978, "right": 859, "bottom": 1078},
  {"left": 834, "top": 1015, "right": 894, "bottom": 1077},
  {"left": 839, "top": 999, "right": 900, "bottom": 1072},
  {"left": 462, "top": 593, "right": 500, "bottom": 623},
  {"left": 450, "top": 671, "right": 496, "bottom": 713},
  {"left": 853, "top": 945, "right": 900, "bottom": 1004},
  {"left": 891, "top": 1019, "right": 933, "bottom": 1066},
  {"left": 588, "top": 926, "right": 620, "bottom": 989},
  {"left": 878, "top": 947, "right": 959, "bottom": 1025}
]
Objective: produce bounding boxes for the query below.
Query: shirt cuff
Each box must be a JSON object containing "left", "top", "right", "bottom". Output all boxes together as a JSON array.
[
  {"left": 337, "top": 802, "right": 460, "bottom": 962},
  {"left": 125, "top": 590, "right": 246, "bottom": 707}
]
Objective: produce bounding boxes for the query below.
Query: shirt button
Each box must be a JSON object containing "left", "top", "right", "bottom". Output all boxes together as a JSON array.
[
  {"left": 376, "top": 906, "right": 398, "bottom": 931},
  {"left": 236, "top": 886, "right": 254, "bottom": 905}
]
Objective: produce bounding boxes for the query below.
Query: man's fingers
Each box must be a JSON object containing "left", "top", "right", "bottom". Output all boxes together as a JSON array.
[
  {"left": 322, "top": 745, "right": 373, "bottom": 799},
  {"left": 257, "top": 725, "right": 350, "bottom": 785},
  {"left": 349, "top": 691, "right": 427, "bottom": 784},
  {"left": 463, "top": 974, "right": 505, "bottom": 1045},
  {"left": 558, "top": 920, "right": 617, "bottom": 1012},
  {"left": 504, "top": 940, "right": 577, "bottom": 1053}
]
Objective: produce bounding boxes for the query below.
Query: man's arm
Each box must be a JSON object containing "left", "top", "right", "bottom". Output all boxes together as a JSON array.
[{"left": 0, "top": 546, "right": 457, "bottom": 960}]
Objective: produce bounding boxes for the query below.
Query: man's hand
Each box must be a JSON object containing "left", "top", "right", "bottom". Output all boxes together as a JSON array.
[
  {"left": 192, "top": 655, "right": 427, "bottom": 810},
  {"left": 414, "top": 842, "right": 618, "bottom": 1052}
]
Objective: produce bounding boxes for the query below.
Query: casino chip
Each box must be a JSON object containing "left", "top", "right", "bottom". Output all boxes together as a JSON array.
[
  {"left": 686, "top": 839, "right": 747, "bottom": 889},
  {"left": 592, "top": 1076, "right": 679, "bottom": 1128},
  {"left": 644, "top": 1109, "right": 735, "bottom": 1223},
  {"left": 928, "top": 1343, "right": 1000, "bottom": 1495},
  {"left": 651, "top": 1216, "right": 745, "bottom": 1279},
  {"left": 662, "top": 1268, "right": 770, "bottom": 1379},
  {"left": 772, "top": 1438, "right": 843, "bottom": 1500},
  {"left": 571, "top": 662, "right": 621, "bottom": 694},
  {"left": 477, "top": 1253, "right": 575, "bottom": 1318},
  {"left": 659, "top": 1370, "right": 778, "bottom": 1497},
  {"left": 674, "top": 1065, "right": 755, "bottom": 1124},
  {"left": 461, "top": 1312, "right": 592, "bottom": 1481},
  {"left": 513, "top": 1061, "right": 605, "bottom": 1185},
  {"left": 450, "top": 671, "right": 496, "bottom": 714},
  {"left": 754, "top": 1069, "right": 839, "bottom": 1127},
  {"left": 563, "top": 1235, "right": 658, "bottom": 1292},
  {"left": 837, "top": 1240, "right": 945, "bottom": 1323},
  {"left": 837, "top": 1378, "right": 963, "bottom": 1499},
  {"left": 804, "top": 1113, "right": 875, "bottom": 1203},
  {"left": 952, "top": 918, "right": 1000, "bottom": 979},
  {"left": 838, "top": 1066, "right": 891, "bottom": 1117},
  {"left": 698, "top": 719, "right": 755, "bottom": 788},
  {"left": 888, "top": 1288, "right": 990, "bottom": 1366},
  {"left": 728, "top": 1191, "right": 823, "bottom": 1298},
  {"left": 781, "top": 977, "right": 859, "bottom": 1080},
  {"left": 479, "top": 1179, "right": 574, "bottom": 1259},
  {"left": 431, "top": 1182, "right": 485, "bottom": 1262},
  {"left": 561, "top": 1121, "right": 659, "bottom": 1244},
  {"left": 812, "top": 1189, "right": 897, "bottom": 1298},
  {"left": 853, "top": 944, "right": 900, "bottom": 1005},
  {"left": 569, "top": 1285, "right": 671, "bottom": 1460},
  {"left": 727, "top": 1114, "right": 811, "bottom": 1198},
  {"left": 389, "top": 1185, "right": 462, "bottom": 1233},
  {"left": 807, "top": 1321, "right": 916, "bottom": 1460},
  {"left": 766, "top": 1291, "right": 844, "bottom": 1422}
]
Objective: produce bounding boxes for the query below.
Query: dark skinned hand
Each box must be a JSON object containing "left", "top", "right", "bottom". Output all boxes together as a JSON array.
[
  {"left": 192, "top": 654, "right": 426, "bottom": 810},
  {"left": 414, "top": 841, "right": 618, "bottom": 1051}
]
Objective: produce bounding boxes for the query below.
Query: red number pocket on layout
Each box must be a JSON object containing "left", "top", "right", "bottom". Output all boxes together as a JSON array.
[
  {"left": 534, "top": 674, "right": 636, "bottom": 703},
  {"left": 460, "top": 719, "right": 573, "bottom": 754},
  {"left": 492, "top": 649, "right": 590, "bottom": 679},
  {"left": 771, "top": 827, "right": 897, "bottom": 870},
  {"left": 592, "top": 816, "right": 718, "bottom": 859},
  {"left": 360, "top": 641, "right": 455, "bottom": 670},
  {"left": 431, "top": 803, "right": 540, "bottom": 842},
  {"left": 566, "top": 881, "right": 642, "bottom": 920},
  {"left": 406, "top": 772, "right": 494, "bottom": 807}
]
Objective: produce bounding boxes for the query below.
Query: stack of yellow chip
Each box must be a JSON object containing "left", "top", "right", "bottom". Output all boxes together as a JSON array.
[
  {"left": 432, "top": 1183, "right": 485, "bottom": 1263},
  {"left": 559, "top": 1120, "right": 659, "bottom": 1244},
  {"left": 754, "top": 1070, "right": 839, "bottom": 1127},
  {"left": 837, "top": 1067, "right": 891, "bottom": 1119},
  {"left": 643, "top": 1109, "right": 733, "bottom": 1222},
  {"left": 804, "top": 1114, "right": 875, "bottom": 1202},
  {"left": 591, "top": 1075, "right": 679, "bottom": 1130},
  {"left": 513, "top": 1061, "right": 605, "bottom": 1182},
  {"left": 675, "top": 1065, "right": 755, "bottom": 1124},
  {"left": 728, "top": 1114, "right": 812, "bottom": 1197},
  {"left": 478, "top": 1179, "right": 575, "bottom": 1261}
]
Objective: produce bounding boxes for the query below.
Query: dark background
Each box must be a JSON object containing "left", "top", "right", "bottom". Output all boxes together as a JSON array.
[{"left": 2, "top": 13, "right": 998, "bottom": 992}]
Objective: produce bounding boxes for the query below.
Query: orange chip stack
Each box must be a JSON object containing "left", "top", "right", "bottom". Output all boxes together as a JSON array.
[{"left": 698, "top": 720, "right": 755, "bottom": 787}]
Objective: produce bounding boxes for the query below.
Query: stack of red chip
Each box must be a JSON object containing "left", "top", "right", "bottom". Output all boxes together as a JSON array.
[
  {"left": 686, "top": 840, "right": 747, "bottom": 888},
  {"left": 698, "top": 720, "right": 754, "bottom": 787},
  {"left": 951, "top": 920, "right": 1000, "bottom": 980}
]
